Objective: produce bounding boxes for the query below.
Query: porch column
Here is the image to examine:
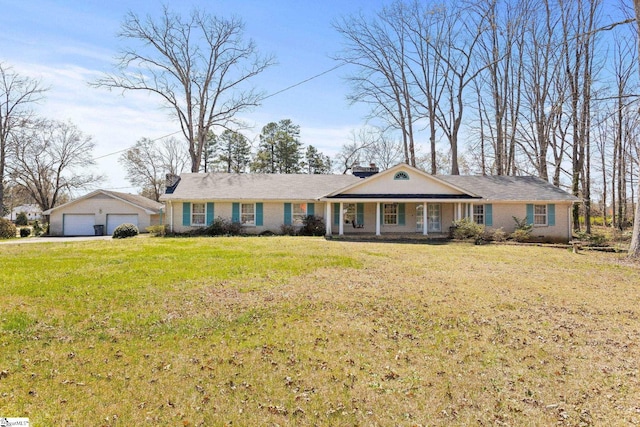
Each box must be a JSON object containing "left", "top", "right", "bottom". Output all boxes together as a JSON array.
[
  {"left": 423, "top": 202, "right": 428, "bottom": 236},
  {"left": 338, "top": 202, "right": 344, "bottom": 236},
  {"left": 325, "top": 202, "right": 332, "bottom": 236},
  {"left": 376, "top": 202, "right": 381, "bottom": 236},
  {"left": 456, "top": 203, "right": 462, "bottom": 221},
  {"left": 469, "top": 203, "right": 474, "bottom": 221}
]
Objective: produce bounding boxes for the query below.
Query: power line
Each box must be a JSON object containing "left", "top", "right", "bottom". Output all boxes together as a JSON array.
[
  {"left": 92, "top": 62, "right": 345, "bottom": 161},
  {"left": 260, "top": 62, "right": 346, "bottom": 101}
]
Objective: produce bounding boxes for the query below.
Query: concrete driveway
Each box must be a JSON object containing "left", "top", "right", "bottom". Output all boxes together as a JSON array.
[{"left": 0, "top": 235, "right": 115, "bottom": 245}]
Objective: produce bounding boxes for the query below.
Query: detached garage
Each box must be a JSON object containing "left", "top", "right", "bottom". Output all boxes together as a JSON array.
[{"left": 44, "top": 190, "right": 164, "bottom": 236}]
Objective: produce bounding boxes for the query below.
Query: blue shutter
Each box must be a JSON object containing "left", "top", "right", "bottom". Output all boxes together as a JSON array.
[
  {"left": 307, "top": 203, "right": 315, "bottom": 217},
  {"left": 206, "top": 202, "right": 214, "bottom": 225},
  {"left": 547, "top": 204, "right": 555, "bottom": 226},
  {"left": 182, "top": 202, "right": 191, "bottom": 226},
  {"left": 398, "top": 203, "right": 405, "bottom": 225},
  {"left": 333, "top": 203, "right": 340, "bottom": 225},
  {"left": 357, "top": 203, "right": 364, "bottom": 225},
  {"left": 256, "top": 203, "right": 263, "bottom": 226},
  {"left": 232, "top": 203, "right": 240, "bottom": 223},
  {"left": 284, "top": 203, "right": 292, "bottom": 225},
  {"left": 485, "top": 204, "right": 493, "bottom": 227},
  {"left": 526, "top": 204, "right": 534, "bottom": 225}
]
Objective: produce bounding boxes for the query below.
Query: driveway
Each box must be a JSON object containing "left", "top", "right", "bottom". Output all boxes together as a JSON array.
[{"left": 0, "top": 235, "right": 114, "bottom": 245}]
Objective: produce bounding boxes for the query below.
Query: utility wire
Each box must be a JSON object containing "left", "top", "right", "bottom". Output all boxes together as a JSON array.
[{"left": 92, "top": 63, "right": 346, "bottom": 161}]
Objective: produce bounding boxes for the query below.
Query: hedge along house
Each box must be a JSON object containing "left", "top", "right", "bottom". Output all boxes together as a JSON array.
[{"left": 161, "top": 164, "right": 579, "bottom": 243}]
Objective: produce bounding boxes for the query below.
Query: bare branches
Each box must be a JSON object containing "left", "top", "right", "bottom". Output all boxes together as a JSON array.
[
  {"left": 0, "top": 63, "right": 48, "bottom": 214},
  {"left": 8, "top": 120, "right": 102, "bottom": 211},
  {"left": 93, "top": 7, "right": 275, "bottom": 172}
]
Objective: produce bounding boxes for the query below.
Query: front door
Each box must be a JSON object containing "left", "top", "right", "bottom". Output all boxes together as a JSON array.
[{"left": 428, "top": 204, "right": 441, "bottom": 232}]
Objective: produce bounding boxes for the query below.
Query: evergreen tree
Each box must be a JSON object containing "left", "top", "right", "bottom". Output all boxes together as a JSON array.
[
  {"left": 304, "top": 145, "right": 332, "bottom": 174},
  {"left": 218, "top": 129, "right": 251, "bottom": 173},
  {"left": 252, "top": 119, "right": 302, "bottom": 173}
]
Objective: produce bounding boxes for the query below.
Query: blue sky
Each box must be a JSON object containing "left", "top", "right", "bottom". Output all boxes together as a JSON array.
[{"left": 0, "top": 0, "right": 385, "bottom": 190}]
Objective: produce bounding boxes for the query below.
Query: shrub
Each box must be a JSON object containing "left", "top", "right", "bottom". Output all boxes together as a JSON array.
[
  {"left": 112, "top": 223, "right": 139, "bottom": 239},
  {"left": 197, "top": 217, "right": 244, "bottom": 236},
  {"left": 146, "top": 224, "right": 166, "bottom": 236},
  {"left": 299, "top": 215, "right": 326, "bottom": 236},
  {"left": 511, "top": 216, "right": 532, "bottom": 242},
  {"left": 511, "top": 229, "right": 531, "bottom": 242},
  {"left": 513, "top": 216, "right": 533, "bottom": 233},
  {"left": 451, "top": 217, "right": 485, "bottom": 240},
  {"left": 491, "top": 227, "right": 507, "bottom": 242},
  {"left": 19, "top": 227, "right": 31, "bottom": 238},
  {"left": 32, "top": 220, "right": 44, "bottom": 236},
  {"left": 280, "top": 224, "right": 296, "bottom": 236},
  {"left": 0, "top": 218, "right": 17, "bottom": 239},
  {"left": 15, "top": 212, "right": 28, "bottom": 226}
]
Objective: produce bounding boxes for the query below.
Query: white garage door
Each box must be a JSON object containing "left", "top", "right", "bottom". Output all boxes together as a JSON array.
[
  {"left": 63, "top": 214, "right": 96, "bottom": 236},
  {"left": 106, "top": 214, "right": 139, "bottom": 235}
]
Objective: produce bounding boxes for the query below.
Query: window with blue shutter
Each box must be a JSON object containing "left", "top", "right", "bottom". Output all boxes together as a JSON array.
[
  {"left": 284, "top": 203, "right": 292, "bottom": 225},
  {"left": 307, "top": 203, "right": 314, "bottom": 217},
  {"left": 256, "top": 203, "right": 263, "bottom": 226},
  {"left": 485, "top": 204, "right": 493, "bottom": 226},
  {"left": 182, "top": 202, "right": 191, "bottom": 226},
  {"left": 357, "top": 203, "right": 364, "bottom": 225},
  {"left": 398, "top": 203, "right": 405, "bottom": 225},
  {"left": 206, "top": 202, "right": 214, "bottom": 225},
  {"left": 232, "top": 203, "right": 240, "bottom": 223},
  {"left": 333, "top": 203, "right": 340, "bottom": 225}
]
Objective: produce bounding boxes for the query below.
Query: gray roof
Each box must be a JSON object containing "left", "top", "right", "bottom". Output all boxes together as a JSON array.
[
  {"left": 161, "top": 173, "right": 362, "bottom": 201},
  {"left": 438, "top": 175, "right": 579, "bottom": 202},
  {"left": 161, "top": 172, "right": 578, "bottom": 203},
  {"left": 43, "top": 189, "right": 163, "bottom": 214},
  {"left": 101, "top": 190, "right": 164, "bottom": 212}
]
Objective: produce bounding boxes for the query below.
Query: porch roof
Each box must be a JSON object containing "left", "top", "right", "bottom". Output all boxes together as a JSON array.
[{"left": 326, "top": 193, "right": 480, "bottom": 200}]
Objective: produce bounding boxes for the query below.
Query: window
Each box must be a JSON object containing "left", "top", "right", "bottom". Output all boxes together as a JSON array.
[
  {"left": 473, "top": 205, "right": 484, "bottom": 225},
  {"left": 192, "top": 203, "right": 206, "bottom": 225},
  {"left": 293, "top": 203, "right": 307, "bottom": 224},
  {"left": 343, "top": 203, "right": 356, "bottom": 224},
  {"left": 383, "top": 203, "right": 398, "bottom": 225},
  {"left": 241, "top": 203, "right": 255, "bottom": 225},
  {"left": 394, "top": 171, "right": 409, "bottom": 180},
  {"left": 534, "top": 204, "right": 547, "bottom": 225}
]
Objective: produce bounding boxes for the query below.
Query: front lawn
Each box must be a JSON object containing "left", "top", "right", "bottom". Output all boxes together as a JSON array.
[{"left": 1, "top": 237, "right": 639, "bottom": 426}]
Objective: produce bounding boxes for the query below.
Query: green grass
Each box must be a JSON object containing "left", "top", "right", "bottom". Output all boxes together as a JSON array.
[{"left": 1, "top": 236, "right": 639, "bottom": 426}]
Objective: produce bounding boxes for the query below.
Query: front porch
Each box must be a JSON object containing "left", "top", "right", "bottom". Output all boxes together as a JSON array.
[{"left": 323, "top": 200, "right": 481, "bottom": 237}]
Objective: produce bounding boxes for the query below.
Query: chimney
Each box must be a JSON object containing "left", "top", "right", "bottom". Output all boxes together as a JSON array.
[
  {"left": 165, "top": 173, "right": 181, "bottom": 194},
  {"left": 351, "top": 163, "right": 379, "bottom": 178}
]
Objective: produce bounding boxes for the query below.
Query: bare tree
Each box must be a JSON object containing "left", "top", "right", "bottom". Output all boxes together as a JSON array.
[
  {"left": 334, "top": 3, "right": 417, "bottom": 166},
  {"left": 8, "top": 120, "right": 101, "bottom": 211},
  {"left": 120, "top": 136, "right": 188, "bottom": 201},
  {"left": 0, "top": 63, "right": 47, "bottom": 214},
  {"left": 94, "top": 6, "right": 274, "bottom": 173},
  {"left": 628, "top": 0, "right": 640, "bottom": 257},
  {"left": 335, "top": 128, "right": 379, "bottom": 174}
]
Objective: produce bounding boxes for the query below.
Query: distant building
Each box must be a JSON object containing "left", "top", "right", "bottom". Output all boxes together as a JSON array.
[{"left": 3, "top": 204, "right": 43, "bottom": 222}]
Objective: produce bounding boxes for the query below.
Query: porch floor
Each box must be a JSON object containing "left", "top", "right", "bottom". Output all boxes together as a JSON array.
[{"left": 327, "top": 232, "right": 451, "bottom": 243}]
